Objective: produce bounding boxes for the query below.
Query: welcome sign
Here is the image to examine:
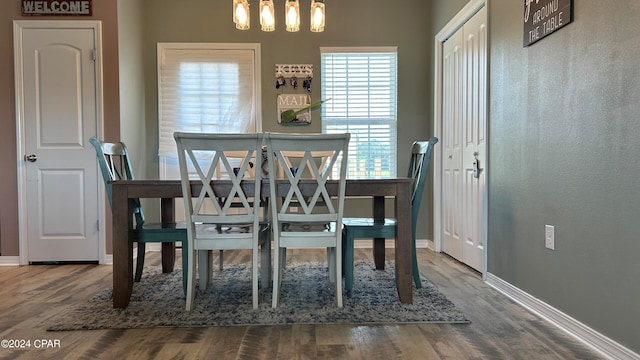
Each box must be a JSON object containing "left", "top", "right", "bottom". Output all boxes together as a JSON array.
[
  {"left": 523, "top": 0, "right": 572, "bottom": 47},
  {"left": 22, "top": 0, "right": 92, "bottom": 16}
]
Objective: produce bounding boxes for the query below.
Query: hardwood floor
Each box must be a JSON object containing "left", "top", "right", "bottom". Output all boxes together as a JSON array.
[{"left": 0, "top": 249, "right": 604, "bottom": 360}]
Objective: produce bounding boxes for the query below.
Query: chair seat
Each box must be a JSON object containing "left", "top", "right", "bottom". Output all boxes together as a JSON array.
[
  {"left": 342, "top": 218, "right": 397, "bottom": 238},
  {"left": 197, "top": 222, "right": 270, "bottom": 236},
  {"left": 342, "top": 218, "right": 397, "bottom": 227},
  {"left": 134, "top": 222, "right": 187, "bottom": 238},
  {"left": 136, "top": 222, "right": 269, "bottom": 243},
  {"left": 282, "top": 221, "right": 331, "bottom": 232}
]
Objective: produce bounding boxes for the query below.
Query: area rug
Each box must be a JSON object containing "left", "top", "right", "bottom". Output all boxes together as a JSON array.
[{"left": 47, "top": 261, "right": 469, "bottom": 330}]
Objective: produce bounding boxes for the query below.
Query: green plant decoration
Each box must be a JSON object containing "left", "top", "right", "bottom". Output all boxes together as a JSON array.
[{"left": 280, "top": 98, "right": 329, "bottom": 123}]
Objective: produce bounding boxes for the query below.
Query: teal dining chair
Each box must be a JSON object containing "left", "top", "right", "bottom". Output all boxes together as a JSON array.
[
  {"left": 342, "top": 137, "right": 438, "bottom": 293},
  {"left": 89, "top": 137, "right": 187, "bottom": 292}
]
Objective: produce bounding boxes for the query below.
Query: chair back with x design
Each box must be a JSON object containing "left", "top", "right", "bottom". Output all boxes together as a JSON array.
[
  {"left": 174, "top": 132, "right": 269, "bottom": 310},
  {"left": 266, "top": 132, "right": 350, "bottom": 308}
]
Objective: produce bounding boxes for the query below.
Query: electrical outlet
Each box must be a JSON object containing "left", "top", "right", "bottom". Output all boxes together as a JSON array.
[{"left": 545, "top": 225, "right": 555, "bottom": 250}]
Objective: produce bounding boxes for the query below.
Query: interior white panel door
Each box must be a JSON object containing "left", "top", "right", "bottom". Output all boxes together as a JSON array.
[
  {"left": 441, "top": 25, "right": 464, "bottom": 260},
  {"left": 461, "top": 6, "right": 487, "bottom": 272},
  {"left": 440, "top": 6, "right": 487, "bottom": 273},
  {"left": 18, "top": 26, "right": 100, "bottom": 262}
]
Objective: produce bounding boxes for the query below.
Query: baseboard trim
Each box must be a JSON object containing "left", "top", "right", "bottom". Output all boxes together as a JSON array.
[
  {"left": 353, "top": 238, "right": 431, "bottom": 249},
  {"left": 486, "top": 273, "right": 638, "bottom": 360},
  {"left": 0, "top": 256, "right": 20, "bottom": 266},
  {"left": 0, "top": 255, "right": 113, "bottom": 266}
]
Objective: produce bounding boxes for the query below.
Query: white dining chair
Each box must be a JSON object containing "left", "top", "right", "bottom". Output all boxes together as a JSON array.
[
  {"left": 265, "top": 132, "right": 350, "bottom": 308},
  {"left": 174, "top": 132, "right": 270, "bottom": 310}
]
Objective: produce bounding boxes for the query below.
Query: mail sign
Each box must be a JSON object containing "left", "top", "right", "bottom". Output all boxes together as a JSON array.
[{"left": 22, "top": 0, "right": 92, "bottom": 16}]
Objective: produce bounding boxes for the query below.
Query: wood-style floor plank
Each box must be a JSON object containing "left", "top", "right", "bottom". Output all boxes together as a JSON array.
[{"left": 0, "top": 249, "right": 605, "bottom": 360}]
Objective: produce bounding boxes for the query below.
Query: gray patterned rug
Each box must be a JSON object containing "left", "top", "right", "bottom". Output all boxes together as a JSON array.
[{"left": 47, "top": 261, "right": 469, "bottom": 330}]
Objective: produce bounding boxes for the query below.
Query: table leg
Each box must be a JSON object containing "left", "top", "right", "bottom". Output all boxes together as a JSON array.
[
  {"left": 112, "top": 186, "right": 133, "bottom": 308},
  {"left": 395, "top": 181, "right": 413, "bottom": 304},
  {"left": 372, "top": 196, "right": 386, "bottom": 270},
  {"left": 160, "top": 198, "right": 176, "bottom": 273}
]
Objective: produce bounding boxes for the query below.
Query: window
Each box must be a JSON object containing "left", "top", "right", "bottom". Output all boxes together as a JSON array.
[
  {"left": 321, "top": 47, "right": 397, "bottom": 179},
  {"left": 157, "top": 43, "right": 261, "bottom": 159}
]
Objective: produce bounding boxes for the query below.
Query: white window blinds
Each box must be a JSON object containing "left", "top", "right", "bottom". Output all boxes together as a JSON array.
[
  {"left": 320, "top": 48, "right": 398, "bottom": 179},
  {"left": 157, "top": 43, "right": 261, "bottom": 158}
]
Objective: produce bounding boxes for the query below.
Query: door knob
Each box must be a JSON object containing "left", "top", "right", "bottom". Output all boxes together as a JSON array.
[
  {"left": 24, "top": 154, "right": 37, "bottom": 163},
  {"left": 472, "top": 157, "right": 479, "bottom": 178},
  {"left": 472, "top": 153, "right": 481, "bottom": 179}
]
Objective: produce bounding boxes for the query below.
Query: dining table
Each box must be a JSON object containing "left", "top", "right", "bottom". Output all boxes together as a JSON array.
[{"left": 109, "top": 178, "right": 414, "bottom": 308}]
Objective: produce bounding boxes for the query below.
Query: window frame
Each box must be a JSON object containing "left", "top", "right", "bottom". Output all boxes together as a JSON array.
[
  {"left": 320, "top": 46, "right": 398, "bottom": 179},
  {"left": 156, "top": 43, "right": 261, "bottom": 182},
  {"left": 157, "top": 42, "right": 262, "bottom": 158}
]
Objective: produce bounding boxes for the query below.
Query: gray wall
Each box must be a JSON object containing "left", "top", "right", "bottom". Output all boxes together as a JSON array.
[
  {"left": 138, "top": 0, "right": 435, "bottom": 234},
  {"left": 118, "top": 0, "right": 146, "bottom": 177},
  {"left": 430, "top": 0, "right": 639, "bottom": 353}
]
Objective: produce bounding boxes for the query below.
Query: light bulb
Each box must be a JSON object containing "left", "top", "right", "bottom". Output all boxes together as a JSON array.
[
  {"left": 287, "top": 8, "right": 297, "bottom": 24},
  {"left": 262, "top": 9, "right": 274, "bottom": 25},
  {"left": 312, "top": 8, "right": 322, "bottom": 27},
  {"left": 236, "top": 6, "right": 247, "bottom": 24}
]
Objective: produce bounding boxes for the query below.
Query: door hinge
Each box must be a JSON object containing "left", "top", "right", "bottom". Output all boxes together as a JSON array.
[
  {"left": 89, "top": 49, "right": 96, "bottom": 61},
  {"left": 97, "top": 220, "right": 100, "bottom": 231}
]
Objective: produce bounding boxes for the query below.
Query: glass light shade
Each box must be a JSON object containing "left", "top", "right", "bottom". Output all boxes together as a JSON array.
[
  {"left": 260, "top": 1, "right": 276, "bottom": 32},
  {"left": 285, "top": 0, "right": 300, "bottom": 32},
  {"left": 310, "top": 0, "right": 325, "bottom": 32},
  {"left": 233, "top": 0, "right": 250, "bottom": 30}
]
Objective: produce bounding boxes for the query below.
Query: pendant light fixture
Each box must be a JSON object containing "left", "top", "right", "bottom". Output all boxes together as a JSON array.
[
  {"left": 260, "top": 0, "right": 276, "bottom": 31},
  {"left": 233, "top": 0, "right": 250, "bottom": 30},
  {"left": 285, "top": 0, "right": 300, "bottom": 32},
  {"left": 310, "top": 0, "right": 325, "bottom": 32},
  {"left": 232, "top": 0, "right": 325, "bottom": 32}
]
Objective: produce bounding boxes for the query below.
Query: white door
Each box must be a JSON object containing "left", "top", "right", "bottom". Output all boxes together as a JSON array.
[
  {"left": 14, "top": 21, "right": 103, "bottom": 262},
  {"left": 460, "top": 6, "right": 487, "bottom": 272},
  {"left": 439, "top": 5, "right": 487, "bottom": 273},
  {"left": 442, "top": 26, "right": 464, "bottom": 261}
]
